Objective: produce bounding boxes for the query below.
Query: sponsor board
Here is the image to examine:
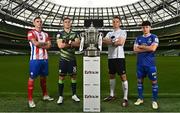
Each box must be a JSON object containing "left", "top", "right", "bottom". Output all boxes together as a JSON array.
[{"left": 83, "top": 57, "right": 100, "bottom": 112}]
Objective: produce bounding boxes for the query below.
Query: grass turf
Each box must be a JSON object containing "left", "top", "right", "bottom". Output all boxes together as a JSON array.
[{"left": 0, "top": 55, "right": 180, "bottom": 112}]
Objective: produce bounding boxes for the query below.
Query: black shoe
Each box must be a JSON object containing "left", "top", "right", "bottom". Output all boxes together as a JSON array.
[
  {"left": 121, "top": 99, "right": 128, "bottom": 107},
  {"left": 103, "top": 96, "right": 116, "bottom": 101}
]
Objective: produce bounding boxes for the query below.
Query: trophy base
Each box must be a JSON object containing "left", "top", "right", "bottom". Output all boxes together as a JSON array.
[{"left": 84, "top": 50, "right": 100, "bottom": 57}]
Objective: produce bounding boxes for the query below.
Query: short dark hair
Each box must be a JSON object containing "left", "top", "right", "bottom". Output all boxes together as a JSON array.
[
  {"left": 113, "top": 16, "right": 121, "bottom": 21},
  {"left": 33, "top": 16, "right": 41, "bottom": 21},
  {"left": 142, "top": 21, "right": 151, "bottom": 26},
  {"left": 63, "top": 17, "right": 71, "bottom": 21}
]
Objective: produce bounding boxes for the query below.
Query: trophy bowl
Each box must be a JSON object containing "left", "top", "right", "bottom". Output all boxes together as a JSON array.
[{"left": 80, "top": 23, "right": 102, "bottom": 57}]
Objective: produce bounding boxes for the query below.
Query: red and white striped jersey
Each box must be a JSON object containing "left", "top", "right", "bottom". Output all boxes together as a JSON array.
[{"left": 27, "top": 29, "right": 50, "bottom": 60}]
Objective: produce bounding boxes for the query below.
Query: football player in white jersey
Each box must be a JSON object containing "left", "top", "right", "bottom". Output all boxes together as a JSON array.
[{"left": 103, "top": 16, "right": 128, "bottom": 107}]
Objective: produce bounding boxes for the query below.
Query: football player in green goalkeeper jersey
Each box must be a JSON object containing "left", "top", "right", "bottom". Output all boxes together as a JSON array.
[{"left": 56, "top": 17, "right": 80, "bottom": 104}]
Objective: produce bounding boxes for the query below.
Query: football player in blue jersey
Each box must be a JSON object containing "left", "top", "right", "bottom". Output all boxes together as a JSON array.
[{"left": 133, "top": 21, "right": 159, "bottom": 109}]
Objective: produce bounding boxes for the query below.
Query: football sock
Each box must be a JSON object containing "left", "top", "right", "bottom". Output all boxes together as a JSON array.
[
  {"left": 122, "top": 80, "right": 128, "bottom": 100},
  {"left": 28, "top": 79, "right": 34, "bottom": 101},
  {"left": 58, "top": 79, "right": 64, "bottom": 96},
  {"left": 152, "top": 83, "right": 158, "bottom": 101},
  {"left": 137, "top": 81, "right": 144, "bottom": 99},
  {"left": 71, "top": 79, "right": 77, "bottom": 95},
  {"left": 40, "top": 77, "right": 48, "bottom": 96},
  {"left": 110, "top": 79, "right": 115, "bottom": 97}
]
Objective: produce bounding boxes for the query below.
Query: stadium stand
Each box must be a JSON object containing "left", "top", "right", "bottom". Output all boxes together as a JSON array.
[{"left": 0, "top": 21, "right": 180, "bottom": 55}]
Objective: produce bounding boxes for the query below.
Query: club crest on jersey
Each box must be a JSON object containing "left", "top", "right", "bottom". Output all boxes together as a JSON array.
[{"left": 147, "top": 38, "right": 152, "bottom": 44}]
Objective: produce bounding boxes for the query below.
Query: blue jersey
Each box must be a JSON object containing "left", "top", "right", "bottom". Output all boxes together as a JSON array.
[{"left": 134, "top": 34, "right": 159, "bottom": 66}]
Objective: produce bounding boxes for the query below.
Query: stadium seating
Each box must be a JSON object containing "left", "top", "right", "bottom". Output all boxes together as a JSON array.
[{"left": 0, "top": 22, "right": 179, "bottom": 55}]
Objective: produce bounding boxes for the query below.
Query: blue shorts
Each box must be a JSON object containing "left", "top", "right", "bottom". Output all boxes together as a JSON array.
[
  {"left": 59, "top": 60, "right": 77, "bottom": 76},
  {"left": 136, "top": 65, "right": 157, "bottom": 81},
  {"left": 29, "top": 60, "right": 48, "bottom": 79}
]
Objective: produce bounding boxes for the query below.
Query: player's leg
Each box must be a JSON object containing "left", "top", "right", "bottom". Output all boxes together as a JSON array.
[
  {"left": 120, "top": 74, "right": 128, "bottom": 106},
  {"left": 69, "top": 60, "right": 80, "bottom": 102},
  {"left": 148, "top": 66, "right": 159, "bottom": 109},
  {"left": 151, "top": 80, "right": 158, "bottom": 109},
  {"left": 134, "top": 66, "right": 145, "bottom": 105},
  {"left": 118, "top": 58, "right": 128, "bottom": 107},
  {"left": 57, "top": 60, "right": 67, "bottom": 104},
  {"left": 40, "top": 76, "right": 47, "bottom": 96},
  {"left": 40, "top": 76, "right": 54, "bottom": 101},
  {"left": 57, "top": 75, "right": 65, "bottom": 104},
  {"left": 28, "top": 78, "right": 35, "bottom": 108},
  {"left": 71, "top": 75, "right": 80, "bottom": 102},
  {"left": 28, "top": 60, "right": 39, "bottom": 108},
  {"left": 104, "top": 59, "right": 116, "bottom": 101},
  {"left": 40, "top": 60, "right": 54, "bottom": 101}
]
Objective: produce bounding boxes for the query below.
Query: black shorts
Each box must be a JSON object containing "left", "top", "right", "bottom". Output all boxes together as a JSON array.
[
  {"left": 108, "top": 58, "right": 126, "bottom": 75},
  {"left": 59, "top": 60, "right": 77, "bottom": 76}
]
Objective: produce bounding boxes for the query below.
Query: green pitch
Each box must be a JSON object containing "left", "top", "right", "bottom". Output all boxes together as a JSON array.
[{"left": 0, "top": 55, "right": 180, "bottom": 112}]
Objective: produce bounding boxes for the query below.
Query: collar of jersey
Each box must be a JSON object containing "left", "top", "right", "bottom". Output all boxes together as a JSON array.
[
  {"left": 63, "top": 29, "right": 72, "bottom": 34},
  {"left": 33, "top": 29, "right": 42, "bottom": 33},
  {"left": 113, "top": 28, "right": 121, "bottom": 32},
  {"left": 143, "top": 33, "right": 151, "bottom": 38}
]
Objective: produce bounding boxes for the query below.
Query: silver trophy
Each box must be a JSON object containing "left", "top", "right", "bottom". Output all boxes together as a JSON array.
[{"left": 79, "top": 23, "right": 103, "bottom": 57}]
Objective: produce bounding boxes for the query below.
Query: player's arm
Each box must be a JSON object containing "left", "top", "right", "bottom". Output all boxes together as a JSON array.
[
  {"left": 30, "top": 38, "right": 48, "bottom": 48},
  {"left": 133, "top": 44, "right": 147, "bottom": 53},
  {"left": 133, "top": 37, "right": 147, "bottom": 53},
  {"left": 42, "top": 40, "right": 51, "bottom": 49},
  {"left": 113, "top": 37, "right": 126, "bottom": 46},
  {"left": 102, "top": 38, "right": 113, "bottom": 45},
  {"left": 136, "top": 36, "right": 159, "bottom": 52},
  {"left": 102, "top": 32, "right": 113, "bottom": 45},
  {"left": 57, "top": 39, "right": 71, "bottom": 49},
  {"left": 137, "top": 44, "right": 158, "bottom": 52},
  {"left": 70, "top": 38, "right": 80, "bottom": 48}
]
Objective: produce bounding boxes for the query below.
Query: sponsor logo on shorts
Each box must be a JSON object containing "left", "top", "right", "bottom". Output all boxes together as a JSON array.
[{"left": 152, "top": 72, "right": 157, "bottom": 76}]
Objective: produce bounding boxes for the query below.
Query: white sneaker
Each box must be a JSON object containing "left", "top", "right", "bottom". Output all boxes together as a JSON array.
[
  {"left": 134, "top": 98, "right": 144, "bottom": 105},
  {"left": 43, "top": 95, "right": 54, "bottom": 101},
  {"left": 152, "top": 101, "right": 158, "bottom": 109},
  {"left": 57, "top": 96, "right": 63, "bottom": 104},
  {"left": 28, "top": 100, "right": 36, "bottom": 108},
  {"left": 72, "top": 95, "right": 80, "bottom": 102}
]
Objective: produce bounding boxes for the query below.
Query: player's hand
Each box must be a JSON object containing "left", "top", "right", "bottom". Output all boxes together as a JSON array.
[
  {"left": 113, "top": 39, "right": 119, "bottom": 46},
  {"left": 60, "top": 42, "right": 67, "bottom": 48},
  {"left": 38, "top": 42, "right": 47, "bottom": 47}
]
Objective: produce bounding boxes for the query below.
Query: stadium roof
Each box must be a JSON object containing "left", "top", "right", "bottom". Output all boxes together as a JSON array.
[
  {"left": 0, "top": 0, "right": 180, "bottom": 30},
  {"left": 49, "top": 0, "right": 140, "bottom": 7}
]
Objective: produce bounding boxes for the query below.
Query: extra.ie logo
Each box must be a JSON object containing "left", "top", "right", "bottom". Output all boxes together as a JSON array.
[
  {"left": 85, "top": 70, "right": 99, "bottom": 74},
  {"left": 85, "top": 95, "right": 99, "bottom": 98}
]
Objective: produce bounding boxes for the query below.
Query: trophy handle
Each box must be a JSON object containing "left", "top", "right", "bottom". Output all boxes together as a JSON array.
[
  {"left": 79, "top": 32, "right": 85, "bottom": 52},
  {"left": 98, "top": 32, "right": 103, "bottom": 51}
]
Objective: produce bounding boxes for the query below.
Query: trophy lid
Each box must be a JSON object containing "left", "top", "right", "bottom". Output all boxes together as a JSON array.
[
  {"left": 90, "top": 22, "right": 93, "bottom": 27},
  {"left": 87, "top": 22, "right": 98, "bottom": 32}
]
